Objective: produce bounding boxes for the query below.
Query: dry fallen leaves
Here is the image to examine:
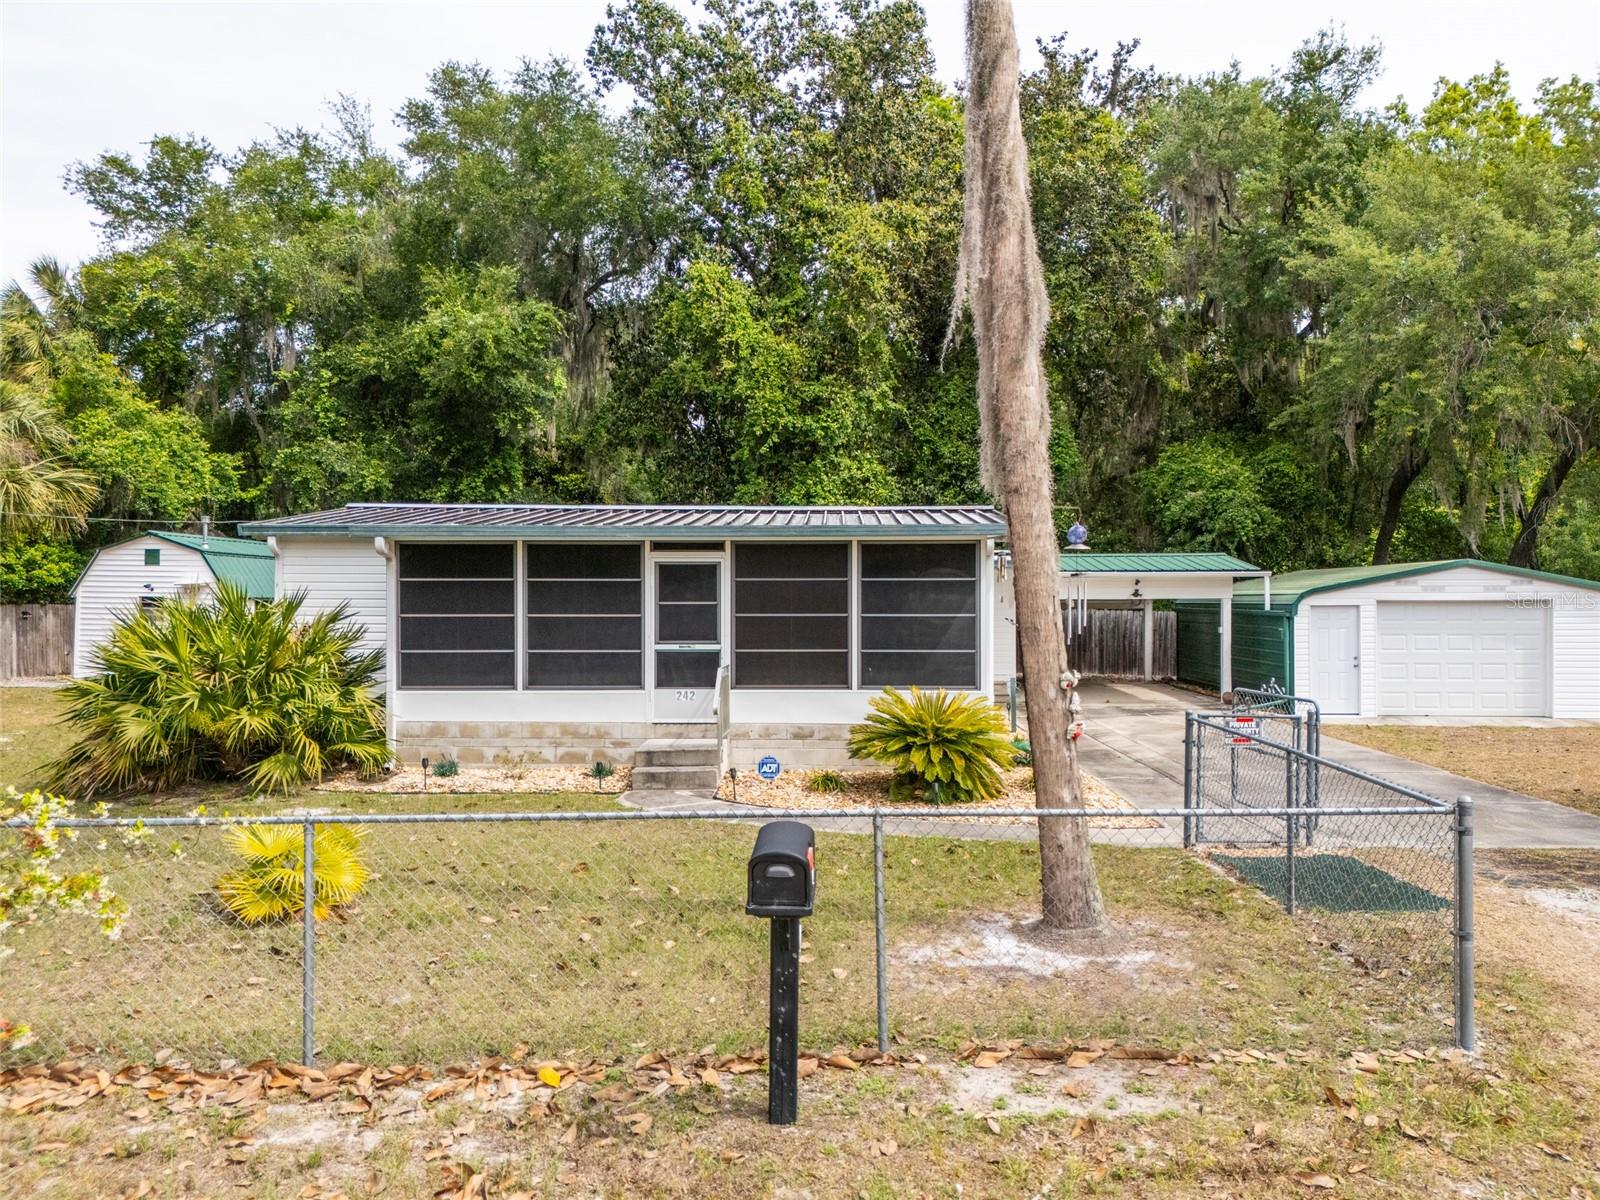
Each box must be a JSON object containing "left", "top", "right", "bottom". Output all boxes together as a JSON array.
[{"left": 1292, "top": 1172, "right": 1338, "bottom": 1190}]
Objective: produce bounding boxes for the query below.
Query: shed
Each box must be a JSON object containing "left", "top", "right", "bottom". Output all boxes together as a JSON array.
[
  {"left": 238, "top": 503, "right": 1007, "bottom": 770},
  {"left": 993, "top": 551, "right": 1270, "bottom": 690},
  {"left": 71, "top": 531, "right": 275, "bottom": 677},
  {"left": 1176, "top": 559, "right": 1600, "bottom": 717}
]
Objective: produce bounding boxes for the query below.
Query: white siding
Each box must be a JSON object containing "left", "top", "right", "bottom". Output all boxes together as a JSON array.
[
  {"left": 1551, "top": 594, "right": 1600, "bottom": 718},
  {"left": 1290, "top": 565, "right": 1600, "bottom": 718},
  {"left": 275, "top": 536, "right": 389, "bottom": 677},
  {"left": 992, "top": 568, "right": 1018, "bottom": 685},
  {"left": 72, "top": 537, "right": 214, "bottom": 676}
]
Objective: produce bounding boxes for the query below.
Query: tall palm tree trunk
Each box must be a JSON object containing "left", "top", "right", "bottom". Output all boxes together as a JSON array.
[{"left": 956, "top": 0, "right": 1106, "bottom": 931}]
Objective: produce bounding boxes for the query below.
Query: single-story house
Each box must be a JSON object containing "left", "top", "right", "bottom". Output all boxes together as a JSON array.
[
  {"left": 1176, "top": 559, "right": 1600, "bottom": 718},
  {"left": 993, "top": 551, "right": 1270, "bottom": 689},
  {"left": 236, "top": 503, "right": 1006, "bottom": 769},
  {"left": 71, "top": 531, "right": 275, "bottom": 677}
]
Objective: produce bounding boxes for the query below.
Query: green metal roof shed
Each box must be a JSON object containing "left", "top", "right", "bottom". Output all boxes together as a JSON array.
[
  {"left": 148, "top": 532, "right": 275, "bottom": 600},
  {"left": 1178, "top": 558, "right": 1600, "bottom": 716},
  {"left": 70, "top": 530, "right": 277, "bottom": 676}
]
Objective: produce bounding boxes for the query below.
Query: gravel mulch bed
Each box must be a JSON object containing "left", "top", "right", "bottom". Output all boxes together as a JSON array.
[
  {"left": 730, "top": 767, "right": 1159, "bottom": 828},
  {"left": 316, "top": 763, "right": 631, "bottom": 795}
]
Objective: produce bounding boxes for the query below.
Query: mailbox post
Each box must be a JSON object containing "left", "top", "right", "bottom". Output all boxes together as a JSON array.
[{"left": 746, "top": 820, "right": 815, "bottom": 1125}]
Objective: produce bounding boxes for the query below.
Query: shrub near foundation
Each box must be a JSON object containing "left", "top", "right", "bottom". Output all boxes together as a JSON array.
[
  {"left": 48, "top": 582, "right": 388, "bottom": 797},
  {"left": 847, "top": 686, "right": 1017, "bottom": 803}
]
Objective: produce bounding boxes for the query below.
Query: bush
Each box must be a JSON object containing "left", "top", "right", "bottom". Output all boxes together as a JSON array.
[
  {"left": 590, "top": 761, "right": 615, "bottom": 780},
  {"left": 214, "top": 824, "right": 370, "bottom": 924},
  {"left": 431, "top": 756, "right": 460, "bottom": 778},
  {"left": 806, "top": 769, "right": 847, "bottom": 793},
  {"left": 847, "top": 687, "right": 1017, "bottom": 804},
  {"left": 0, "top": 538, "right": 87, "bottom": 604},
  {"left": 1011, "top": 738, "right": 1033, "bottom": 767},
  {"left": 48, "top": 581, "right": 388, "bottom": 797}
]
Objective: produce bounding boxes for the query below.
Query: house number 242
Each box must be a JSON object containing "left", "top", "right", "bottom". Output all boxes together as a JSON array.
[{"left": 674, "top": 689, "right": 697, "bottom": 702}]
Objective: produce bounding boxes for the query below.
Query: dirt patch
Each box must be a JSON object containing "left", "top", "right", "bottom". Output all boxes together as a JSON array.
[
  {"left": 897, "top": 914, "right": 1184, "bottom": 980},
  {"left": 1475, "top": 878, "right": 1600, "bottom": 1035},
  {"left": 735, "top": 766, "right": 1159, "bottom": 827},
  {"left": 1328, "top": 724, "right": 1600, "bottom": 818},
  {"left": 1480, "top": 848, "right": 1600, "bottom": 891},
  {"left": 942, "top": 1056, "right": 1191, "bottom": 1118}
]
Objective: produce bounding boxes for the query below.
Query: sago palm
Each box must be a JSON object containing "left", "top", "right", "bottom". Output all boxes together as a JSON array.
[
  {"left": 49, "top": 581, "right": 389, "bottom": 796},
  {"left": 847, "top": 686, "right": 1017, "bottom": 803},
  {"left": 215, "top": 824, "right": 370, "bottom": 923}
]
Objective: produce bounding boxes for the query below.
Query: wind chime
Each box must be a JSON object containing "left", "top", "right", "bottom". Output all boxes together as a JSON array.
[{"left": 1060, "top": 520, "right": 1091, "bottom": 742}]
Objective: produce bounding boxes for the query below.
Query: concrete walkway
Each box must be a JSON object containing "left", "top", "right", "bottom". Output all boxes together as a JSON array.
[{"left": 1073, "top": 679, "right": 1600, "bottom": 850}]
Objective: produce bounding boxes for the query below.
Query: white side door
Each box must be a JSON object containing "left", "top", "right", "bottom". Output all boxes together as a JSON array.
[{"left": 1309, "top": 605, "right": 1361, "bottom": 715}]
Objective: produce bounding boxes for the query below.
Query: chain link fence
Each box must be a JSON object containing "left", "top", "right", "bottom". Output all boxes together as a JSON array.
[{"left": 4, "top": 778, "right": 1474, "bottom": 1067}]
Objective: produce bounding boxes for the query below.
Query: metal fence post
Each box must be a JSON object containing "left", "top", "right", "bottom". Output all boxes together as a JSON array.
[
  {"left": 1284, "top": 744, "right": 1297, "bottom": 915},
  {"left": 1454, "top": 796, "right": 1476, "bottom": 1052},
  {"left": 1193, "top": 715, "right": 1205, "bottom": 846},
  {"left": 872, "top": 812, "right": 889, "bottom": 1054},
  {"left": 302, "top": 819, "right": 316, "bottom": 1066},
  {"left": 1182, "top": 711, "right": 1194, "bottom": 849}
]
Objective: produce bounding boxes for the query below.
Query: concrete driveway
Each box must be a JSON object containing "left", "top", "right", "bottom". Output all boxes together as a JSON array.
[{"left": 1074, "top": 679, "right": 1600, "bottom": 850}]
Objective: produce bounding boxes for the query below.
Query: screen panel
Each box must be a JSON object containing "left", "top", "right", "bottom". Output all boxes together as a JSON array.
[
  {"left": 732, "top": 543, "right": 849, "bottom": 689},
  {"left": 397, "top": 542, "right": 515, "bottom": 689},
  {"left": 526, "top": 543, "right": 643, "bottom": 689},
  {"left": 859, "top": 542, "right": 978, "bottom": 688}
]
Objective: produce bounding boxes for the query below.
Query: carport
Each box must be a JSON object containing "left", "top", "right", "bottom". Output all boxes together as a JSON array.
[{"left": 993, "top": 552, "right": 1271, "bottom": 690}]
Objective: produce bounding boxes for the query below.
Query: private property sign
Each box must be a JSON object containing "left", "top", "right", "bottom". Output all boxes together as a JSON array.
[{"left": 1225, "top": 715, "right": 1257, "bottom": 744}]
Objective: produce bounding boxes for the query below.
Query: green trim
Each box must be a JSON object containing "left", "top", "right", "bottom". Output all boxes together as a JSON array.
[
  {"left": 1237, "top": 558, "right": 1600, "bottom": 613},
  {"left": 1059, "top": 551, "right": 1260, "bottom": 574}
]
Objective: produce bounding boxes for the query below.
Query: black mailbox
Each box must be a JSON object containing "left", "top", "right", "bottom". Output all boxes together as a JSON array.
[{"left": 746, "top": 820, "right": 815, "bottom": 917}]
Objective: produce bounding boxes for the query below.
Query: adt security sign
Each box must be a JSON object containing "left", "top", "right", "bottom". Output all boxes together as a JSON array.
[{"left": 757, "top": 756, "right": 782, "bottom": 781}]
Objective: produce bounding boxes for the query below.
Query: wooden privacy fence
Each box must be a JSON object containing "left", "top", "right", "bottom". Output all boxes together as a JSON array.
[
  {"left": 0, "top": 604, "right": 74, "bottom": 679},
  {"left": 1064, "top": 607, "right": 1176, "bottom": 679}
]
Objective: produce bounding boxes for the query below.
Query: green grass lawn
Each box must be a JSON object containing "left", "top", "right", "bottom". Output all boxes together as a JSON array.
[
  {"left": 0, "top": 687, "right": 73, "bottom": 789},
  {"left": 5, "top": 687, "right": 1600, "bottom": 1197}
]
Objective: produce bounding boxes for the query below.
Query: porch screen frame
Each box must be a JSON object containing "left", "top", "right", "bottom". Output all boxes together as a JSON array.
[
  {"left": 524, "top": 541, "right": 644, "bottom": 690},
  {"left": 396, "top": 541, "right": 517, "bottom": 690},
  {"left": 858, "top": 541, "right": 980, "bottom": 690},
  {"left": 732, "top": 540, "right": 851, "bottom": 689}
]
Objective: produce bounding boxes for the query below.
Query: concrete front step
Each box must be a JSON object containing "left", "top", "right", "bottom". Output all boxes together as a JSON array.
[
  {"left": 631, "top": 763, "right": 723, "bottom": 791},
  {"left": 636, "top": 737, "right": 719, "bottom": 768}
]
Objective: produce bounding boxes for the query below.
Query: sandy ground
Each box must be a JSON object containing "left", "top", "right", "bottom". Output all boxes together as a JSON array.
[{"left": 1328, "top": 724, "right": 1600, "bottom": 818}]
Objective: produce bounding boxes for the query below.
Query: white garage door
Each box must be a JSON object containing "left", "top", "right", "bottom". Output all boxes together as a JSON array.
[{"left": 1375, "top": 601, "right": 1549, "bottom": 716}]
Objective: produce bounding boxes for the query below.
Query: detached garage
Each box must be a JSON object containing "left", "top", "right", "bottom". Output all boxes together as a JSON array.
[{"left": 1189, "top": 560, "right": 1600, "bottom": 718}]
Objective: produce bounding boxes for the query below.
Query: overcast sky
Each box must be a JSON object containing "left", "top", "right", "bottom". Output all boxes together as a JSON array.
[{"left": 4, "top": 0, "right": 1598, "bottom": 287}]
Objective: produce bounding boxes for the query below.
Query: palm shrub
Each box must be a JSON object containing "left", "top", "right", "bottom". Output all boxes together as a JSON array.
[
  {"left": 847, "top": 687, "right": 1017, "bottom": 803},
  {"left": 49, "top": 582, "right": 388, "bottom": 796},
  {"left": 214, "top": 824, "right": 370, "bottom": 924}
]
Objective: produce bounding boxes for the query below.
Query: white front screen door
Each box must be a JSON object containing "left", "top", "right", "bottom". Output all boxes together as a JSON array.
[
  {"left": 652, "top": 560, "right": 722, "bottom": 722},
  {"left": 1309, "top": 605, "right": 1361, "bottom": 715}
]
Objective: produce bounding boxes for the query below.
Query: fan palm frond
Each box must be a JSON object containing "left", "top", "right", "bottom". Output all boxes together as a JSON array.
[{"left": 49, "top": 581, "right": 388, "bottom": 796}]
